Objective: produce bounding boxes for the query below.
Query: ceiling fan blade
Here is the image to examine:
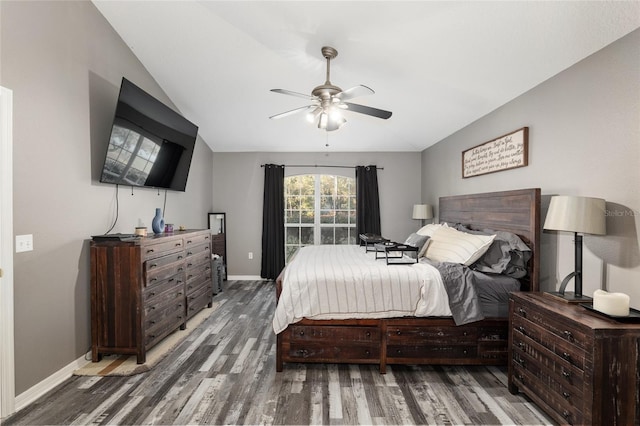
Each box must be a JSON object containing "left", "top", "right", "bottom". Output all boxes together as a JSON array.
[
  {"left": 343, "top": 102, "right": 392, "bottom": 119},
  {"left": 269, "top": 105, "right": 315, "bottom": 120},
  {"left": 335, "top": 85, "right": 375, "bottom": 101},
  {"left": 270, "top": 88, "right": 316, "bottom": 100}
]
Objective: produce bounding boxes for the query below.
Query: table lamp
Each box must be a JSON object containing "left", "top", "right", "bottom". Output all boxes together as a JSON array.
[
  {"left": 412, "top": 204, "right": 433, "bottom": 227},
  {"left": 543, "top": 195, "right": 606, "bottom": 302}
]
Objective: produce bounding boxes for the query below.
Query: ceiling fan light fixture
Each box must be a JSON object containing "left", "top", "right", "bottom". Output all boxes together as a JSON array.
[{"left": 269, "top": 46, "right": 392, "bottom": 133}]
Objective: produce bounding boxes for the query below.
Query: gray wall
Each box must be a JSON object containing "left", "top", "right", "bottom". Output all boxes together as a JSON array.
[
  {"left": 1, "top": 1, "right": 214, "bottom": 394},
  {"left": 212, "top": 152, "right": 421, "bottom": 276},
  {"left": 422, "top": 29, "right": 640, "bottom": 306}
]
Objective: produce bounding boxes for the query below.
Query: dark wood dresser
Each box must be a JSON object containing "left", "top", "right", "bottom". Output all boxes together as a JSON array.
[
  {"left": 509, "top": 292, "right": 640, "bottom": 425},
  {"left": 91, "top": 229, "right": 213, "bottom": 364}
]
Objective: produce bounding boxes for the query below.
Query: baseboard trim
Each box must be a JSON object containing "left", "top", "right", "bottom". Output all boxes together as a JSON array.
[
  {"left": 227, "top": 275, "right": 267, "bottom": 281},
  {"left": 15, "top": 353, "right": 91, "bottom": 412}
]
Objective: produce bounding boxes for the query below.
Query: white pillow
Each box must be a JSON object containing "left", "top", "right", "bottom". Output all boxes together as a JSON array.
[
  {"left": 425, "top": 226, "right": 495, "bottom": 265},
  {"left": 416, "top": 223, "right": 443, "bottom": 237}
]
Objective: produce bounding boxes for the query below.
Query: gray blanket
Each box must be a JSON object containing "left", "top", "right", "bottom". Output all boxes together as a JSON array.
[{"left": 426, "top": 260, "right": 485, "bottom": 325}]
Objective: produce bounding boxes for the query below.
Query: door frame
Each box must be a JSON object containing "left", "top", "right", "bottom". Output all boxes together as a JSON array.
[{"left": 0, "top": 86, "right": 16, "bottom": 418}]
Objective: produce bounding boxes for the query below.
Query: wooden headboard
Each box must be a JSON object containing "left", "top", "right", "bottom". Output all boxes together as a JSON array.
[{"left": 439, "top": 188, "right": 541, "bottom": 292}]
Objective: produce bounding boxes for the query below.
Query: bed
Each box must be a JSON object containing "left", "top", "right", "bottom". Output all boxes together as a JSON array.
[{"left": 274, "top": 188, "right": 540, "bottom": 373}]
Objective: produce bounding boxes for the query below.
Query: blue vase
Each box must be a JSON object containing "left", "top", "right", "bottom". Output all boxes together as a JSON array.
[{"left": 152, "top": 208, "right": 165, "bottom": 234}]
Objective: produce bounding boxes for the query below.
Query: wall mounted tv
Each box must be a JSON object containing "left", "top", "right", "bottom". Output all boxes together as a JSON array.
[{"left": 99, "top": 77, "right": 198, "bottom": 192}]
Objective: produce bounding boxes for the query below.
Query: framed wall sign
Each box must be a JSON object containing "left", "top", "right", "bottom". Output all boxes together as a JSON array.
[{"left": 462, "top": 127, "right": 529, "bottom": 178}]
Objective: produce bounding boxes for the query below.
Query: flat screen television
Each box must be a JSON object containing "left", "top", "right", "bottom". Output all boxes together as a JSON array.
[{"left": 99, "top": 77, "right": 198, "bottom": 192}]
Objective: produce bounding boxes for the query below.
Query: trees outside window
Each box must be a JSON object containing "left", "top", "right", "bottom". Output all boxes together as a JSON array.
[{"left": 285, "top": 174, "right": 356, "bottom": 262}]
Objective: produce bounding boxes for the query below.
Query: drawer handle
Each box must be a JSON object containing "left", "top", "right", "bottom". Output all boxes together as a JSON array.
[
  {"left": 150, "top": 306, "right": 156, "bottom": 310},
  {"left": 149, "top": 278, "right": 158, "bottom": 283},
  {"left": 562, "top": 352, "right": 571, "bottom": 361},
  {"left": 462, "top": 331, "right": 468, "bottom": 336},
  {"left": 462, "top": 349, "right": 468, "bottom": 355},
  {"left": 177, "top": 292, "right": 183, "bottom": 297},
  {"left": 364, "top": 350, "right": 370, "bottom": 356},
  {"left": 518, "top": 307, "right": 526, "bottom": 316},
  {"left": 176, "top": 243, "right": 182, "bottom": 247},
  {"left": 517, "top": 374, "right": 524, "bottom": 383},
  {"left": 517, "top": 326, "right": 525, "bottom": 334},
  {"left": 177, "top": 255, "right": 183, "bottom": 260},
  {"left": 562, "top": 369, "right": 571, "bottom": 379},
  {"left": 437, "top": 331, "right": 444, "bottom": 337},
  {"left": 187, "top": 251, "right": 194, "bottom": 256},
  {"left": 517, "top": 341, "right": 525, "bottom": 349},
  {"left": 187, "top": 263, "right": 193, "bottom": 267},
  {"left": 515, "top": 357, "right": 525, "bottom": 367},
  {"left": 562, "top": 411, "right": 570, "bottom": 420},
  {"left": 150, "top": 320, "right": 156, "bottom": 325},
  {"left": 563, "top": 330, "right": 573, "bottom": 341},
  {"left": 299, "top": 330, "right": 304, "bottom": 336},
  {"left": 178, "top": 268, "right": 184, "bottom": 272},
  {"left": 396, "top": 349, "right": 402, "bottom": 355},
  {"left": 187, "top": 275, "right": 194, "bottom": 280},
  {"left": 149, "top": 292, "right": 156, "bottom": 297},
  {"left": 150, "top": 263, "right": 158, "bottom": 269},
  {"left": 187, "top": 240, "right": 193, "bottom": 244},
  {"left": 205, "top": 266, "right": 211, "bottom": 271},
  {"left": 168, "top": 278, "right": 174, "bottom": 283},
  {"left": 396, "top": 330, "right": 401, "bottom": 336},
  {"left": 147, "top": 249, "right": 155, "bottom": 254},
  {"left": 562, "top": 391, "right": 571, "bottom": 400},
  {"left": 365, "top": 331, "right": 371, "bottom": 338},
  {"left": 297, "top": 349, "right": 308, "bottom": 356}
]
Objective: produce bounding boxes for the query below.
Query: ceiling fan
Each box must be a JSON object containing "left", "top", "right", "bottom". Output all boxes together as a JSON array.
[{"left": 269, "top": 46, "right": 392, "bottom": 131}]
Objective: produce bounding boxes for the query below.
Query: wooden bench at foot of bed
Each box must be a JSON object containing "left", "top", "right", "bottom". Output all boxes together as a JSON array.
[{"left": 276, "top": 316, "right": 509, "bottom": 373}]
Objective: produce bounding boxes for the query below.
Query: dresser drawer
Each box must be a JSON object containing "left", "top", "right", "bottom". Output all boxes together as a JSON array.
[
  {"left": 286, "top": 342, "right": 380, "bottom": 361},
  {"left": 185, "top": 247, "right": 211, "bottom": 268},
  {"left": 144, "top": 275, "right": 185, "bottom": 302},
  {"left": 144, "top": 297, "right": 186, "bottom": 333},
  {"left": 185, "top": 241, "right": 211, "bottom": 257},
  {"left": 512, "top": 301, "right": 589, "bottom": 351},
  {"left": 146, "top": 261, "right": 185, "bottom": 286},
  {"left": 512, "top": 315, "right": 587, "bottom": 371},
  {"left": 142, "top": 239, "right": 184, "bottom": 261},
  {"left": 512, "top": 363, "right": 584, "bottom": 425},
  {"left": 145, "top": 251, "right": 185, "bottom": 275},
  {"left": 184, "top": 232, "right": 211, "bottom": 247},
  {"left": 186, "top": 273, "right": 211, "bottom": 296},
  {"left": 186, "top": 285, "right": 212, "bottom": 318}
]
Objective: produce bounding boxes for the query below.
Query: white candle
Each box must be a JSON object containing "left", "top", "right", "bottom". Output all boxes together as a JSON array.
[{"left": 593, "top": 289, "right": 630, "bottom": 316}]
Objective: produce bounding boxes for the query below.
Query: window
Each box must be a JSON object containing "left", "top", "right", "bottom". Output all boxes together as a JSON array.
[{"left": 285, "top": 174, "right": 357, "bottom": 262}]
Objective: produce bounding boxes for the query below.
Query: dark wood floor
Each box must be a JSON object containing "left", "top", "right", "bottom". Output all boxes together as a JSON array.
[{"left": 4, "top": 280, "right": 553, "bottom": 425}]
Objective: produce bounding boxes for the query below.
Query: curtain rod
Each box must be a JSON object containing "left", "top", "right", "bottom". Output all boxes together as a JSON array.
[{"left": 260, "top": 164, "right": 384, "bottom": 170}]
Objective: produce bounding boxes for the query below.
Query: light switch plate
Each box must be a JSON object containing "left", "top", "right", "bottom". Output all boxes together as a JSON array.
[{"left": 16, "top": 234, "right": 33, "bottom": 253}]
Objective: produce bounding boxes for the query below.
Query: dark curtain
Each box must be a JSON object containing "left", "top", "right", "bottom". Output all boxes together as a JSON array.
[
  {"left": 261, "top": 164, "right": 285, "bottom": 280},
  {"left": 356, "top": 165, "right": 381, "bottom": 236}
]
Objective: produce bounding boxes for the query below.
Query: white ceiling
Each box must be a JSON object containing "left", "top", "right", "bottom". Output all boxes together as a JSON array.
[{"left": 92, "top": 1, "right": 640, "bottom": 153}]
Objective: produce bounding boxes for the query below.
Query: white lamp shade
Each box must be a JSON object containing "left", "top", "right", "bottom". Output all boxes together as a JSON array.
[
  {"left": 412, "top": 204, "right": 433, "bottom": 220},
  {"left": 543, "top": 195, "right": 606, "bottom": 235}
]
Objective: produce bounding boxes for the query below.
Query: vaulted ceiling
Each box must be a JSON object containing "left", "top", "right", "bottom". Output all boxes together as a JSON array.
[{"left": 92, "top": 1, "right": 640, "bottom": 152}]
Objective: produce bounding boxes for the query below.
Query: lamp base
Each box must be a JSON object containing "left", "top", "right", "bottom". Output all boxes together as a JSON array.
[{"left": 544, "top": 291, "right": 592, "bottom": 304}]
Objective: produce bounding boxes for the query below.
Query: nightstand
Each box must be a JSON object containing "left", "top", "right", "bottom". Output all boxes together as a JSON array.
[{"left": 508, "top": 292, "right": 640, "bottom": 425}]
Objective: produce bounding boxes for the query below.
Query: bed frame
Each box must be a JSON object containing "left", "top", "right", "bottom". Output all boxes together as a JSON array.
[{"left": 275, "top": 188, "right": 540, "bottom": 373}]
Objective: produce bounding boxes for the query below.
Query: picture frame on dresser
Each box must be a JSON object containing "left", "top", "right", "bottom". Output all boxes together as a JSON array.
[{"left": 208, "top": 212, "right": 227, "bottom": 280}]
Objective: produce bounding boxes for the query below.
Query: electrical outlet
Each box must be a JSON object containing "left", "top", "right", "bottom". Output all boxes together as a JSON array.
[
  {"left": 248, "top": 252, "right": 253, "bottom": 260},
  {"left": 16, "top": 234, "right": 33, "bottom": 253}
]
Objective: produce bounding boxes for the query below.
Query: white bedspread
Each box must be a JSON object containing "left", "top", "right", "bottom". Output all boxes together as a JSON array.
[{"left": 273, "top": 245, "right": 452, "bottom": 334}]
